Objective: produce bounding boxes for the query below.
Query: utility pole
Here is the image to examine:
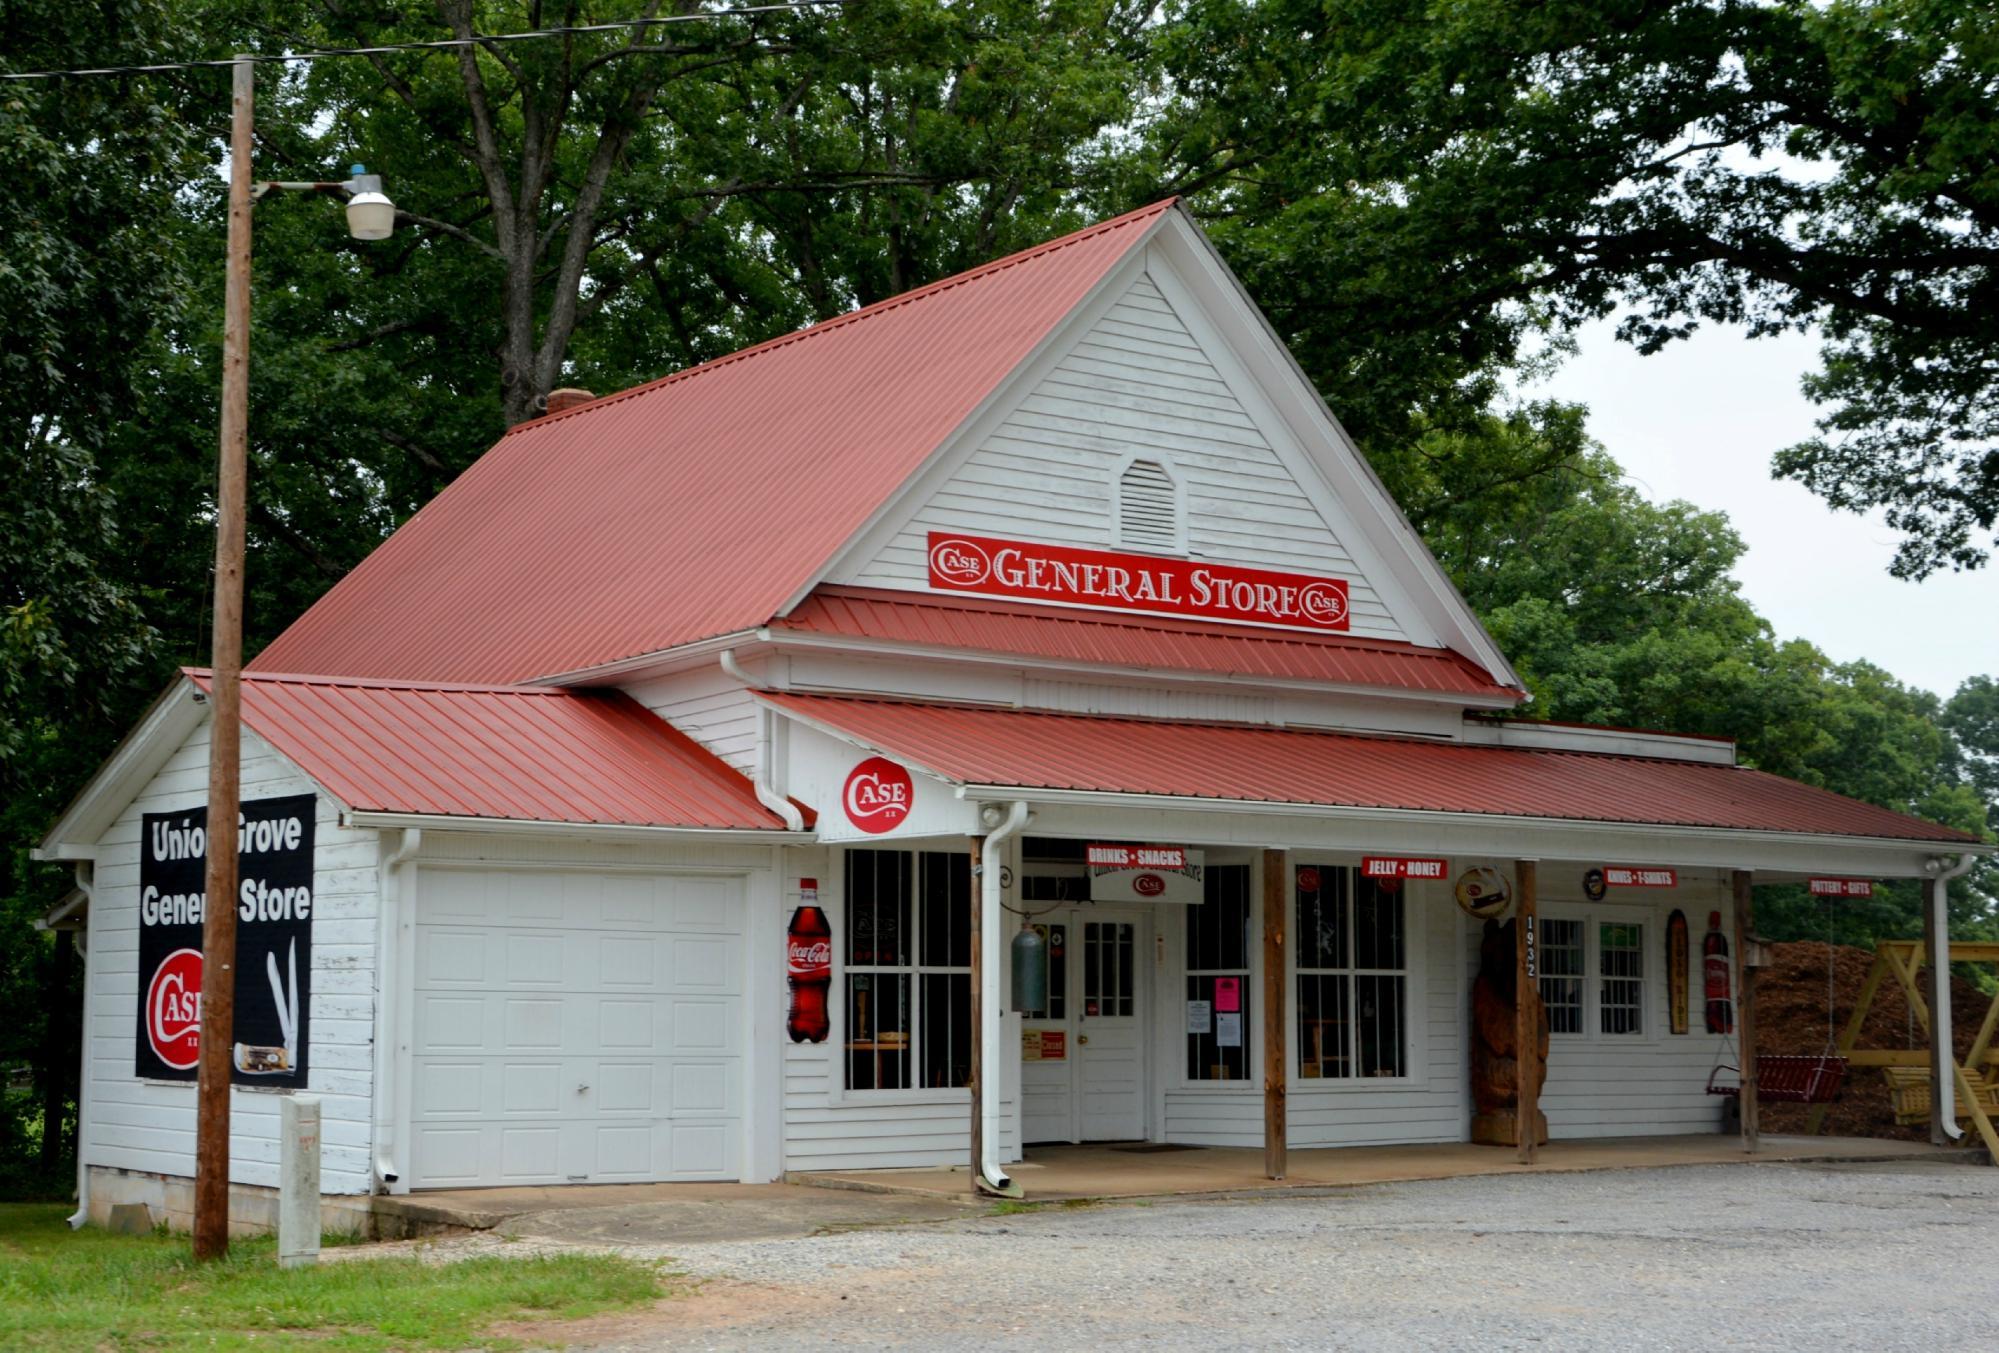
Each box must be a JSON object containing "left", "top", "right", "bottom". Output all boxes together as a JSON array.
[{"left": 192, "top": 52, "right": 256, "bottom": 1262}]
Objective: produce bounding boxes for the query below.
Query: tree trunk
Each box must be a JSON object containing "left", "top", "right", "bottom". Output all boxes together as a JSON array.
[{"left": 38, "top": 931, "right": 76, "bottom": 1174}]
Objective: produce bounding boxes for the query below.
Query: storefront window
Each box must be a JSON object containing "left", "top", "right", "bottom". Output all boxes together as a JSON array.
[
  {"left": 1599, "top": 921, "right": 1644, "bottom": 1036},
  {"left": 845, "top": 849, "right": 972, "bottom": 1090},
  {"left": 1539, "top": 918, "right": 1586, "bottom": 1035},
  {"left": 1186, "top": 865, "right": 1251, "bottom": 1080},
  {"left": 1296, "top": 866, "right": 1408, "bottom": 1078}
]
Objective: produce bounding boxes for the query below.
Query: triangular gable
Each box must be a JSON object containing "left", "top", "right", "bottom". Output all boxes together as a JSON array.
[{"left": 814, "top": 209, "right": 1519, "bottom": 687}]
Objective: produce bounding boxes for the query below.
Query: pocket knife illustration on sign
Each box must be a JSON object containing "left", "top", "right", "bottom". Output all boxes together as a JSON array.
[{"left": 233, "top": 938, "right": 298, "bottom": 1075}]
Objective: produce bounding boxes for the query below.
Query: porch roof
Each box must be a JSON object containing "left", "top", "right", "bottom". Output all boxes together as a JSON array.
[{"left": 761, "top": 693, "right": 1982, "bottom": 846}]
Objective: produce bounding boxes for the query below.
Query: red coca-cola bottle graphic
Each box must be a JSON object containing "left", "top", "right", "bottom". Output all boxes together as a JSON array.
[
  {"left": 787, "top": 880, "right": 832, "bottom": 1044},
  {"left": 1703, "top": 910, "right": 1734, "bottom": 1035}
]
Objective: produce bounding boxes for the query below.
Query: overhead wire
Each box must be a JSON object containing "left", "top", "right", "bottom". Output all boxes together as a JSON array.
[{"left": 0, "top": 3, "right": 850, "bottom": 81}]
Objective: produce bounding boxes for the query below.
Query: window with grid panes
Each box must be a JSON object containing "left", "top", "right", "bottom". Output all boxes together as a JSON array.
[
  {"left": 1598, "top": 921, "right": 1644, "bottom": 1035},
  {"left": 1538, "top": 918, "right": 1586, "bottom": 1035},
  {"left": 844, "top": 849, "right": 972, "bottom": 1090},
  {"left": 1296, "top": 866, "right": 1408, "bottom": 1078},
  {"left": 1186, "top": 865, "right": 1251, "bottom": 1080}
]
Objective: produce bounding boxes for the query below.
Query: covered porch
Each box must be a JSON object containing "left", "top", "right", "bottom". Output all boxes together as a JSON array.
[{"left": 799, "top": 1134, "right": 1968, "bottom": 1202}]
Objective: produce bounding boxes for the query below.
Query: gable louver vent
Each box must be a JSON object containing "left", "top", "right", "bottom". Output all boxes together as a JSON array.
[{"left": 1118, "top": 458, "right": 1181, "bottom": 551}]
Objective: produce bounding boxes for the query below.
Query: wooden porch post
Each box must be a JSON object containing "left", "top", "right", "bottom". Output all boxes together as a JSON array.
[
  {"left": 969, "top": 834, "right": 985, "bottom": 1190},
  {"left": 1263, "top": 849, "right": 1287, "bottom": 1180},
  {"left": 1733, "top": 870, "right": 1759, "bottom": 1153},
  {"left": 1514, "top": 859, "right": 1540, "bottom": 1166}
]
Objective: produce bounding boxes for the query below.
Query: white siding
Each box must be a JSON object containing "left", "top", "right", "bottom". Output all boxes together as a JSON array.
[
  {"left": 1521, "top": 882, "right": 1737, "bottom": 1138},
  {"left": 81, "top": 722, "right": 380, "bottom": 1194},
  {"left": 840, "top": 273, "right": 1408, "bottom": 641},
  {"left": 623, "top": 667, "right": 759, "bottom": 773},
  {"left": 780, "top": 846, "right": 1021, "bottom": 1171}
]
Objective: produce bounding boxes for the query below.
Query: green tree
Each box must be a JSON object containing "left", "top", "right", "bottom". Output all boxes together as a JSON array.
[{"left": 1146, "top": 0, "right": 1999, "bottom": 577}]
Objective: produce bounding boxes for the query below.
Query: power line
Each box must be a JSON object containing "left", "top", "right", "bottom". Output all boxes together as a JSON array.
[{"left": 0, "top": 3, "right": 850, "bottom": 82}]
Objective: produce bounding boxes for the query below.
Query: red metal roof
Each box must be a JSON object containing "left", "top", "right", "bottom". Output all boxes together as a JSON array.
[
  {"left": 761, "top": 694, "right": 1979, "bottom": 844},
  {"left": 776, "top": 586, "right": 1521, "bottom": 699},
  {"left": 251, "top": 202, "right": 1176, "bottom": 684},
  {"left": 197, "top": 670, "right": 796, "bottom": 831}
]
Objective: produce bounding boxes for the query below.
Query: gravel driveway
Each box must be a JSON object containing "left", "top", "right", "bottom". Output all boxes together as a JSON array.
[{"left": 501, "top": 1158, "right": 1997, "bottom": 1350}]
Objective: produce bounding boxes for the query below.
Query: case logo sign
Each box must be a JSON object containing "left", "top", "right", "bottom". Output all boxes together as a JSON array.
[
  {"left": 928, "top": 531, "right": 1349, "bottom": 632},
  {"left": 134, "top": 794, "right": 316, "bottom": 1086},
  {"left": 145, "top": 948, "right": 205, "bottom": 1070},
  {"left": 842, "top": 757, "right": 913, "bottom": 834}
]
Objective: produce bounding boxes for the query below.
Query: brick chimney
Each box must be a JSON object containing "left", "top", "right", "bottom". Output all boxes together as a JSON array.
[{"left": 544, "top": 387, "right": 597, "bottom": 416}]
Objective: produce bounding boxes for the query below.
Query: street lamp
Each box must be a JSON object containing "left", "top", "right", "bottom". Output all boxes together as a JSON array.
[{"left": 194, "top": 57, "right": 394, "bottom": 1264}]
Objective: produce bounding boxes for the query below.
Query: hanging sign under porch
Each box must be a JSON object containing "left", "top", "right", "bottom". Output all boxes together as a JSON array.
[
  {"left": 1808, "top": 877, "right": 1875, "bottom": 898},
  {"left": 1603, "top": 866, "right": 1678, "bottom": 888},
  {"left": 927, "top": 531, "right": 1350, "bottom": 632},
  {"left": 1089, "top": 845, "right": 1204, "bottom": 904},
  {"left": 1361, "top": 856, "right": 1448, "bottom": 882}
]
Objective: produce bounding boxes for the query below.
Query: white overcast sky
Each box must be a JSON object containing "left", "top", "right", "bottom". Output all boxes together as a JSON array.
[{"left": 1514, "top": 318, "right": 1997, "bottom": 700}]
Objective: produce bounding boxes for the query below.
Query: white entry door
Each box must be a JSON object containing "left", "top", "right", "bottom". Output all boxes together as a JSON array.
[
  {"left": 1076, "top": 913, "right": 1145, "bottom": 1141},
  {"left": 407, "top": 866, "right": 745, "bottom": 1188}
]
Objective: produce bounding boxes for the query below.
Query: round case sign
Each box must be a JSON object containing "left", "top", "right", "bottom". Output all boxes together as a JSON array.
[
  {"left": 843, "top": 756, "right": 913, "bottom": 834},
  {"left": 146, "top": 947, "right": 205, "bottom": 1071}
]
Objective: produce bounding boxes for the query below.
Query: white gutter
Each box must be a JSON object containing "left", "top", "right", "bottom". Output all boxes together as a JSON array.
[
  {"left": 977, "top": 800, "right": 1030, "bottom": 1195},
  {"left": 373, "top": 827, "right": 422, "bottom": 1189},
  {"left": 68, "top": 862, "right": 94, "bottom": 1229},
  {"left": 1928, "top": 852, "right": 1979, "bottom": 1140},
  {"left": 339, "top": 811, "right": 812, "bottom": 842},
  {"left": 720, "top": 649, "right": 807, "bottom": 832}
]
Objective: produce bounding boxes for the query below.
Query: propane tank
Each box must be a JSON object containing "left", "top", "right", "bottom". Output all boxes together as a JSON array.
[{"left": 1011, "top": 919, "right": 1048, "bottom": 1016}]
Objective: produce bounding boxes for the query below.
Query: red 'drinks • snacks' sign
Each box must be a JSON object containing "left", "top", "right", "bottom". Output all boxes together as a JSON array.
[{"left": 927, "top": 532, "right": 1350, "bottom": 632}]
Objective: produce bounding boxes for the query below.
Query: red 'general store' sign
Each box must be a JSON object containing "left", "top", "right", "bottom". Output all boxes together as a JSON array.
[{"left": 927, "top": 532, "right": 1350, "bottom": 632}]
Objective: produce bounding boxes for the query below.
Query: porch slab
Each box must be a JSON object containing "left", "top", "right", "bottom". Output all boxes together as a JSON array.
[{"left": 795, "top": 1134, "right": 1974, "bottom": 1202}]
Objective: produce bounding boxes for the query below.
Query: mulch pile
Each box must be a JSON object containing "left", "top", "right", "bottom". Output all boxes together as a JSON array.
[{"left": 1753, "top": 941, "right": 1995, "bottom": 1140}]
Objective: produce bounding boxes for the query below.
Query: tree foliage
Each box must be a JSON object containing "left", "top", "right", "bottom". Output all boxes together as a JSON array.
[{"left": 1146, "top": 0, "right": 1999, "bottom": 576}]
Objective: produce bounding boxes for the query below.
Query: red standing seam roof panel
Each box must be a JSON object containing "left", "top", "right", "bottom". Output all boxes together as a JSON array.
[
  {"left": 776, "top": 586, "right": 1521, "bottom": 698},
  {"left": 761, "top": 693, "right": 1979, "bottom": 844},
  {"left": 194, "top": 670, "right": 796, "bottom": 830},
  {"left": 250, "top": 202, "right": 1176, "bottom": 685}
]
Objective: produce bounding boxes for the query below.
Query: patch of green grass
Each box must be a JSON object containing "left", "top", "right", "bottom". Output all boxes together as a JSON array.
[{"left": 0, "top": 1203, "right": 668, "bottom": 1351}]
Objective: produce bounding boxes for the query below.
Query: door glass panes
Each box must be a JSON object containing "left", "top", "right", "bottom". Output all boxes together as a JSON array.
[
  {"left": 1025, "top": 923, "right": 1067, "bottom": 1020},
  {"left": 1539, "top": 919, "right": 1585, "bottom": 1034},
  {"left": 1082, "top": 922, "right": 1134, "bottom": 1018},
  {"left": 1186, "top": 865, "right": 1251, "bottom": 1081}
]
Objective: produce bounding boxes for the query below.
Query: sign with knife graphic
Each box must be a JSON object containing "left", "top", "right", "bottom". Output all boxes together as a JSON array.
[{"left": 135, "top": 793, "right": 315, "bottom": 1087}]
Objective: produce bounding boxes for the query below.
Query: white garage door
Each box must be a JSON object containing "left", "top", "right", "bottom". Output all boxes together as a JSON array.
[{"left": 409, "top": 867, "right": 745, "bottom": 1188}]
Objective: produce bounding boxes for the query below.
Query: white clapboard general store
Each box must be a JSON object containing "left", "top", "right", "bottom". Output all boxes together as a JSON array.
[{"left": 40, "top": 201, "right": 1989, "bottom": 1227}]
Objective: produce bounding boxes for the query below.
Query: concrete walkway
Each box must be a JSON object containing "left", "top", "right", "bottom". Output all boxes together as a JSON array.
[{"left": 797, "top": 1133, "right": 1973, "bottom": 1201}]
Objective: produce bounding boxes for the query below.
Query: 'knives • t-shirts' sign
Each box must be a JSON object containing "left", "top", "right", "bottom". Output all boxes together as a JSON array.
[
  {"left": 135, "top": 793, "right": 315, "bottom": 1087},
  {"left": 927, "top": 531, "right": 1350, "bottom": 632}
]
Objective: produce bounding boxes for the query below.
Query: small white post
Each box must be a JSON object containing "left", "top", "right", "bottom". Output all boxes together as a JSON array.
[{"left": 279, "top": 1095, "right": 321, "bottom": 1268}]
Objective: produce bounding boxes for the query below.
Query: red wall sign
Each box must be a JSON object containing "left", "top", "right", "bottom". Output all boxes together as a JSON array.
[
  {"left": 145, "top": 947, "right": 204, "bottom": 1071},
  {"left": 928, "top": 531, "right": 1350, "bottom": 632},
  {"left": 1361, "top": 856, "right": 1448, "bottom": 880},
  {"left": 1808, "top": 878, "right": 1875, "bottom": 898},
  {"left": 842, "top": 757, "right": 913, "bottom": 834},
  {"left": 1087, "top": 844, "right": 1187, "bottom": 869},
  {"left": 1605, "top": 867, "right": 1678, "bottom": 888}
]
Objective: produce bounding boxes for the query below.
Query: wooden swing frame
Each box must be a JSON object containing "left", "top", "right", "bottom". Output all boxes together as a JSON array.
[{"left": 1802, "top": 940, "right": 1999, "bottom": 1162}]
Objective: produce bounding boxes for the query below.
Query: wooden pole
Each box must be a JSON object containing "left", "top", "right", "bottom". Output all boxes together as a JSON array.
[
  {"left": 1733, "top": 870, "right": 1758, "bottom": 1153},
  {"left": 1923, "top": 874, "right": 1950, "bottom": 1147},
  {"left": 1262, "top": 849, "right": 1287, "bottom": 1180},
  {"left": 968, "top": 835, "right": 984, "bottom": 1191},
  {"left": 1514, "top": 860, "right": 1539, "bottom": 1165},
  {"left": 193, "top": 53, "right": 255, "bottom": 1262}
]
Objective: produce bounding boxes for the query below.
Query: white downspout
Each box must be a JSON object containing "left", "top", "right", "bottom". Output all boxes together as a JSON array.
[
  {"left": 978, "top": 801, "right": 1030, "bottom": 1194},
  {"left": 1929, "top": 852, "right": 1978, "bottom": 1140},
  {"left": 68, "top": 861, "right": 94, "bottom": 1230},
  {"left": 720, "top": 649, "right": 805, "bottom": 832},
  {"left": 373, "top": 827, "right": 421, "bottom": 1188}
]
